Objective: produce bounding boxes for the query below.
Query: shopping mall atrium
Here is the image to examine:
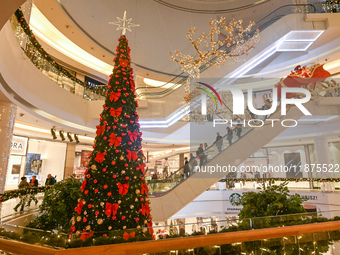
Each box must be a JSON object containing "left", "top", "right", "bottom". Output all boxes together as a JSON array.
[{"left": 1, "top": 0, "right": 340, "bottom": 254}]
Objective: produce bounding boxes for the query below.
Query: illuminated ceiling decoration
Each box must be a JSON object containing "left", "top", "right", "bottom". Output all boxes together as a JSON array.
[{"left": 170, "top": 17, "right": 260, "bottom": 103}]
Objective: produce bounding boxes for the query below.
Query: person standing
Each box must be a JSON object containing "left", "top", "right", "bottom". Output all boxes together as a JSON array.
[
  {"left": 215, "top": 132, "right": 223, "bottom": 153},
  {"left": 45, "top": 174, "right": 56, "bottom": 186},
  {"left": 196, "top": 144, "right": 205, "bottom": 167},
  {"left": 29, "top": 175, "right": 38, "bottom": 187},
  {"left": 184, "top": 157, "right": 190, "bottom": 178},
  {"left": 226, "top": 127, "right": 233, "bottom": 146}
]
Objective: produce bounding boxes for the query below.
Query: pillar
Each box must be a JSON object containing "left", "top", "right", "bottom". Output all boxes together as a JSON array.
[
  {"left": 179, "top": 153, "right": 185, "bottom": 168},
  {"left": 314, "top": 137, "right": 332, "bottom": 178},
  {"left": 0, "top": 101, "right": 16, "bottom": 193},
  {"left": 64, "top": 143, "right": 76, "bottom": 179}
]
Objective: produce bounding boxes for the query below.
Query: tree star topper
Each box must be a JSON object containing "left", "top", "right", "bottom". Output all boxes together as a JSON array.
[{"left": 109, "top": 11, "right": 139, "bottom": 35}]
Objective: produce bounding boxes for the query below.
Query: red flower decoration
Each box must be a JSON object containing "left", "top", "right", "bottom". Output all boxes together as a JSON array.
[
  {"left": 119, "top": 58, "right": 129, "bottom": 68},
  {"left": 126, "top": 150, "right": 138, "bottom": 161},
  {"left": 109, "top": 91, "right": 121, "bottom": 102},
  {"left": 95, "top": 151, "right": 107, "bottom": 163},
  {"left": 105, "top": 202, "right": 119, "bottom": 217},
  {"left": 110, "top": 107, "right": 122, "bottom": 118},
  {"left": 117, "top": 182, "right": 129, "bottom": 196},
  {"left": 109, "top": 133, "right": 122, "bottom": 147}
]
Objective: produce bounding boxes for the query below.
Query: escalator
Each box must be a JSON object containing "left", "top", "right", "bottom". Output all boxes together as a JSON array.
[{"left": 148, "top": 98, "right": 340, "bottom": 221}]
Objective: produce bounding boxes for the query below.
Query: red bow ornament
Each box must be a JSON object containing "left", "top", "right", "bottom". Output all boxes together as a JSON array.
[
  {"left": 141, "top": 183, "right": 149, "bottom": 195},
  {"left": 81, "top": 180, "right": 87, "bottom": 192},
  {"left": 109, "top": 91, "right": 121, "bottom": 102},
  {"left": 95, "top": 151, "right": 106, "bottom": 163},
  {"left": 138, "top": 163, "right": 146, "bottom": 175},
  {"left": 126, "top": 150, "right": 138, "bottom": 161},
  {"left": 96, "top": 122, "right": 106, "bottom": 137},
  {"left": 74, "top": 199, "right": 84, "bottom": 214},
  {"left": 80, "top": 230, "right": 94, "bottom": 241},
  {"left": 128, "top": 131, "right": 138, "bottom": 142},
  {"left": 105, "top": 202, "right": 119, "bottom": 217},
  {"left": 123, "top": 231, "right": 135, "bottom": 240},
  {"left": 110, "top": 107, "right": 122, "bottom": 118},
  {"left": 141, "top": 202, "right": 150, "bottom": 216},
  {"left": 109, "top": 133, "right": 122, "bottom": 147},
  {"left": 118, "top": 182, "right": 129, "bottom": 196}
]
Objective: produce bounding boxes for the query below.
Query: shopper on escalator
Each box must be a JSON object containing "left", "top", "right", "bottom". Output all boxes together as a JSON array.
[{"left": 196, "top": 144, "right": 205, "bottom": 167}]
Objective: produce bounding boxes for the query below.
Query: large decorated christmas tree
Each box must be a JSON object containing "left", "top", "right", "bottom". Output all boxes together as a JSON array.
[{"left": 70, "top": 19, "right": 152, "bottom": 241}]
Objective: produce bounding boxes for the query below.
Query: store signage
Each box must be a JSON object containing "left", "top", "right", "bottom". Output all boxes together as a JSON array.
[{"left": 10, "top": 135, "right": 28, "bottom": 156}]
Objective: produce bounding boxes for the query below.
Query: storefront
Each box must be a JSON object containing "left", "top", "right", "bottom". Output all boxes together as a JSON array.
[{"left": 6, "top": 135, "right": 67, "bottom": 190}]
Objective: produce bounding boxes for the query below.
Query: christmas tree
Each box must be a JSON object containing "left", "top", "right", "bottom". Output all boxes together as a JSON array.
[{"left": 70, "top": 33, "right": 152, "bottom": 241}]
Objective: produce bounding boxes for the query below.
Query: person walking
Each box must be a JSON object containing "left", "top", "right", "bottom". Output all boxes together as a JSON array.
[
  {"left": 196, "top": 144, "right": 205, "bottom": 167},
  {"left": 18, "top": 177, "right": 29, "bottom": 189},
  {"left": 215, "top": 132, "right": 223, "bottom": 153},
  {"left": 45, "top": 174, "right": 56, "bottom": 186}
]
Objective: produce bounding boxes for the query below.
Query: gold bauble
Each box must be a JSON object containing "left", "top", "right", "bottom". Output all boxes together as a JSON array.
[
  {"left": 135, "top": 189, "right": 140, "bottom": 195},
  {"left": 100, "top": 202, "right": 105, "bottom": 207},
  {"left": 91, "top": 164, "right": 97, "bottom": 170},
  {"left": 76, "top": 230, "right": 81, "bottom": 235},
  {"left": 86, "top": 225, "right": 91, "bottom": 231},
  {"left": 133, "top": 176, "right": 137, "bottom": 179},
  {"left": 137, "top": 225, "right": 141, "bottom": 229},
  {"left": 76, "top": 216, "right": 82, "bottom": 222},
  {"left": 83, "top": 200, "right": 86, "bottom": 205},
  {"left": 108, "top": 226, "right": 112, "bottom": 230},
  {"left": 137, "top": 158, "right": 141, "bottom": 161},
  {"left": 135, "top": 198, "right": 138, "bottom": 202},
  {"left": 144, "top": 220, "right": 148, "bottom": 224},
  {"left": 123, "top": 226, "right": 127, "bottom": 229},
  {"left": 130, "top": 205, "right": 134, "bottom": 209},
  {"left": 142, "top": 228, "right": 147, "bottom": 233},
  {"left": 84, "top": 211, "right": 87, "bottom": 215},
  {"left": 97, "top": 218, "right": 103, "bottom": 225},
  {"left": 120, "top": 155, "right": 124, "bottom": 160},
  {"left": 118, "top": 200, "right": 121, "bottom": 204},
  {"left": 121, "top": 170, "right": 126, "bottom": 175}
]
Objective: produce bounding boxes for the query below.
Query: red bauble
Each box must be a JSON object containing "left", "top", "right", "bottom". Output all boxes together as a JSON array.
[
  {"left": 107, "top": 126, "right": 111, "bottom": 130},
  {"left": 112, "top": 161, "right": 116, "bottom": 166},
  {"left": 141, "top": 177, "right": 144, "bottom": 180},
  {"left": 105, "top": 107, "right": 108, "bottom": 110},
  {"left": 113, "top": 126, "right": 117, "bottom": 129},
  {"left": 122, "top": 68, "right": 126, "bottom": 72},
  {"left": 114, "top": 120, "right": 118, "bottom": 123},
  {"left": 94, "top": 179, "right": 98, "bottom": 184},
  {"left": 126, "top": 115, "right": 130, "bottom": 118},
  {"left": 118, "top": 89, "right": 121, "bottom": 91},
  {"left": 122, "top": 125, "right": 126, "bottom": 128},
  {"left": 121, "top": 133, "right": 125, "bottom": 136},
  {"left": 122, "top": 216, "right": 126, "bottom": 220},
  {"left": 95, "top": 189, "right": 99, "bottom": 193},
  {"left": 109, "top": 143, "right": 113, "bottom": 146},
  {"left": 107, "top": 192, "right": 112, "bottom": 196},
  {"left": 104, "top": 185, "right": 108, "bottom": 189},
  {"left": 135, "top": 218, "right": 139, "bottom": 222},
  {"left": 84, "top": 190, "right": 89, "bottom": 195},
  {"left": 125, "top": 176, "right": 129, "bottom": 180},
  {"left": 95, "top": 211, "right": 99, "bottom": 216},
  {"left": 123, "top": 72, "right": 126, "bottom": 75},
  {"left": 88, "top": 204, "right": 92, "bottom": 208},
  {"left": 112, "top": 216, "right": 116, "bottom": 220},
  {"left": 102, "top": 168, "right": 107, "bottom": 172},
  {"left": 87, "top": 174, "right": 91, "bottom": 178},
  {"left": 130, "top": 121, "right": 133, "bottom": 124},
  {"left": 123, "top": 77, "right": 127, "bottom": 80},
  {"left": 122, "top": 100, "right": 126, "bottom": 104},
  {"left": 140, "top": 198, "right": 144, "bottom": 202},
  {"left": 113, "top": 175, "right": 117, "bottom": 178},
  {"left": 103, "top": 137, "right": 107, "bottom": 140},
  {"left": 115, "top": 149, "right": 119, "bottom": 153},
  {"left": 93, "top": 145, "right": 96, "bottom": 148},
  {"left": 124, "top": 163, "right": 128, "bottom": 167},
  {"left": 128, "top": 142, "right": 132, "bottom": 145},
  {"left": 115, "top": 82, "right": 119, "bottom": 85},
  {"left": 83, "top": 218, "right": 87, "bottom": 222}
]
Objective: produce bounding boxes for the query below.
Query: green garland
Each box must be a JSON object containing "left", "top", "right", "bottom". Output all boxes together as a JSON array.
[
  {"left": 220, "top": 177, "right": 340, "bottom": 183},
  {"left": 14, "top": 9, "right": 107, "bottom": 94},
  {"left": 0, "top": 186, "right": 52, "bottom": 203}
]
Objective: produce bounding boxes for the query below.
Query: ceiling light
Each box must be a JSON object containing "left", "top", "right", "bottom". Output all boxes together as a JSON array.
[
  {"left": 143, "top": 78, "right": 179, "bottom": 89},
  {"left": 276, "top": 30, "right": 324, "bottom": 52}
]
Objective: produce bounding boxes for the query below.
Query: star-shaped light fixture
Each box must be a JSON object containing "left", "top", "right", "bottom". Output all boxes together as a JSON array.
[{"left": 109, "top": 11, "right": 139, "bottom": 35}]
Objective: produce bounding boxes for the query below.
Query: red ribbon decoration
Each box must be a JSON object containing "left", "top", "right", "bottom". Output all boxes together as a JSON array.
[
  {"left": 68, "top": 225, "right": 76, "bottom": 239},
  {"left": 108, "top": 74, "right": 113, "bottom": 85},
  {"left": 147, "top": 221, "right": 154, "bottom": 235},
  {"left": 80, "top": 230, "right": 94, "bottom": 241},
  {"left": 109, "top": 91, "right": 121, "bottom": 102},
  {"left": 74, "top": 199, "right": 84, "bottom": 214},
  {"left": 110, "top": 107, "right": 122, "bottom": 118},
  {"left": 109, "top": 133, "right": 122, "bottom": 147},
  {"left": 126, "top": 150, "right": 138, "bottom": 161},
  {"left": 138, "top": 164, "right": 146, "bottom": 175},
  {"left": 123, "top": 231, "right": 135, "bottom": 240},
  {"left": 118, "top": 182, "right": 129, "bottom": 196},
  {"left": 96, "top": 122, "right": 106, "bottom": 137},
  {"left": 105, "top": 202, "right": 119, "bottom": 217},
  {"left": 131, "top": 80, "right": 135, "bottom": 90},
  {"left": 95, "top": 151, "right": 106, "bottom": 163},
  {"left": 81, "top": 180, "right": 87, "bottom": 192},
  {"left": 141, "top": 202, "right": 150, "bottom": 216},
  {"left": 141, "top": 183, "right": 149, "bottom": 195},
  {"left": 128, "top": 131, "right": 138, "bottom": 142}
]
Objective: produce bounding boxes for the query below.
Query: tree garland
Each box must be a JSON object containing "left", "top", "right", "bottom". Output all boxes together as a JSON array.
[
  {"left": 14, "top": 9, "right": 107, "bottom": 94},
  {"left": 0, "top": 186, "right": 52, "bottom": 203}
]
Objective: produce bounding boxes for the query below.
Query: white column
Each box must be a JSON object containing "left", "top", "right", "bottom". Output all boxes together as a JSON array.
[
  {"left": 0, "top": 101, "right": 17, "bottom": 193},
  {"left": 314, "top": 137, "right": 333, "bottom": 192}
]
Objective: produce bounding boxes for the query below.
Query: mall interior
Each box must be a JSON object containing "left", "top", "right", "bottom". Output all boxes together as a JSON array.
[{"left": 1, "top": 0, "right": 340, "bottom": 254}]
